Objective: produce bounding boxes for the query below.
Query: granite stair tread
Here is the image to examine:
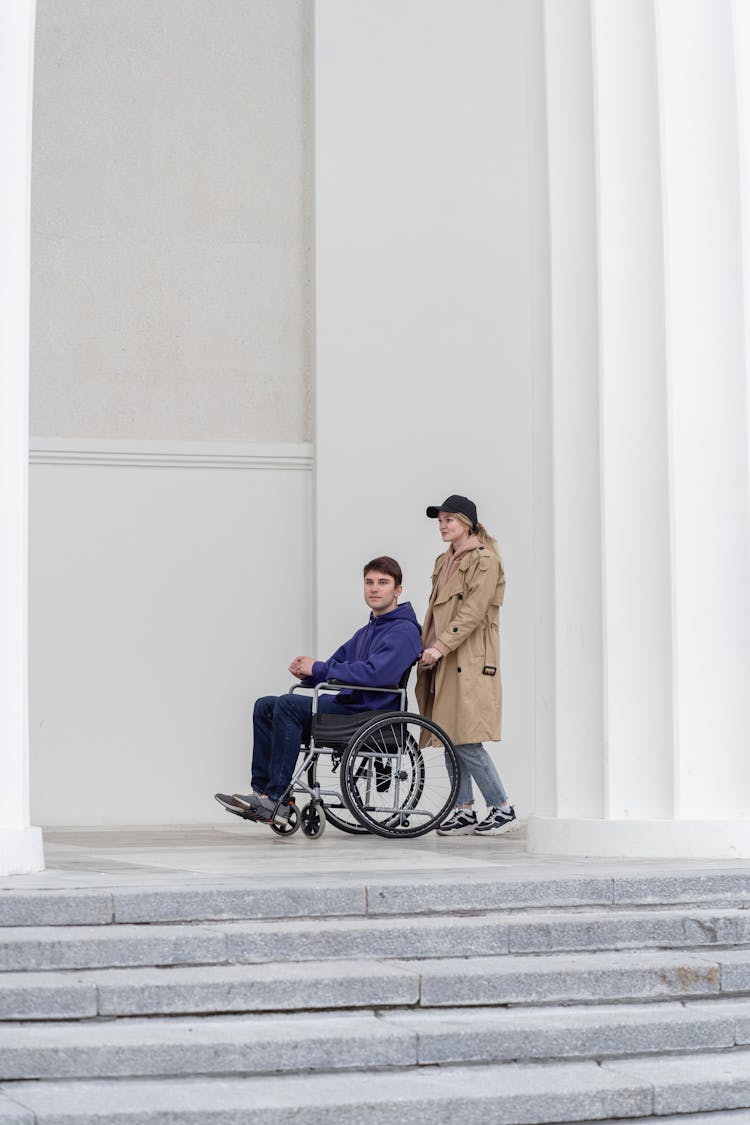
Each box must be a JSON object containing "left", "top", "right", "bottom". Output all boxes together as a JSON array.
[
  {"left": 3, "top": 867, "right": 750, "bottom": 927},
  {"left": 4, "top": 946, "right": 750, "bottom": 1020},
  {"left": 2, "top": 904, "right": 750, "bottom": 971},
  {"left": 1, "top": 999, "right": 750, "bottom": 1080},
  {"left": 4, "top": 868, "right": 750, "bottom": 1121},
  {"left": 2, "top": 1048, "right": 750, "bottom": 1123}
]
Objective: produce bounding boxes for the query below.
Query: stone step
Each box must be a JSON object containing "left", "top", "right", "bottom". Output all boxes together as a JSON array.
[
  {"left": 3, "top": 867, "right": 750, "bottom": 926},
  {"left": 3, "top": 947, "right": 750, "bottom": 1021},
  {"left": 2, "top": 1047, "right": 750, "bottom": 1123},
  {"left": 1, "top": 999, "right": 749, "bottom": 1080},
  {"left": 575, "top": 1116, "right": 750, "bottom": 1125},
  {"left": 2, "top": 906, "right": 750, "bottom": 972},
  {"left": 591, "top": 1117, "right": 750, "bottom": 1124},
  {"left": 0, "top": 959, "right": 420, "bottom": 1021}
]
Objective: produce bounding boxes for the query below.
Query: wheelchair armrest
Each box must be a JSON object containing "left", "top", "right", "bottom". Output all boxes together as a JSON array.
[{"left": 320, "top": 679, "right": 401, "bottom": 693}]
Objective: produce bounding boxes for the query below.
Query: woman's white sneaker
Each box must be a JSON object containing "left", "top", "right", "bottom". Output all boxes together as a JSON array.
[
  {"left": 474, "top": 805, "right": 517, "bottom": 835},
  {"left": 436, "top": 808, "right": 478, "bottom": 835}
]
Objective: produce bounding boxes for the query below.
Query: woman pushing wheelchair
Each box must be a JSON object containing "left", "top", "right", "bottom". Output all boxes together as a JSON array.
[
  {"left": 215, "top": 498, "right": 514, "bottom": 839},
  {"left": 417, "top": 494, "right": 517, "bottom": 837}
]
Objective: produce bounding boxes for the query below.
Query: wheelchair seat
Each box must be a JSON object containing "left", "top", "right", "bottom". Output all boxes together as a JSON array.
[
  {"left": 312, "top": 711, "right": 375, "bottom": 748},
  {"left": 311, "top": 664, "right": 413, "bottom": 748}
]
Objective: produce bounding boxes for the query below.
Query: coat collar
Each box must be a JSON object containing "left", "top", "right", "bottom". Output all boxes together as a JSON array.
[{"left": 432, "top": 548, "right": 481, "bottom": 605}]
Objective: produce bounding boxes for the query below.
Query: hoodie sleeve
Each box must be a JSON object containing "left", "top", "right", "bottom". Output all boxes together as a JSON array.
[
  {"left": 296, "top": 641, "right": 350, "bottom": 686},
  {"left": 324, "top": 622, "right": 422, "bottom": 687}
]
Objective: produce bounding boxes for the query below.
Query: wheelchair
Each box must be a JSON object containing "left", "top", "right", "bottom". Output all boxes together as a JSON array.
[{"left": 268, "top": 671, "right": 459, "bottom": 840}]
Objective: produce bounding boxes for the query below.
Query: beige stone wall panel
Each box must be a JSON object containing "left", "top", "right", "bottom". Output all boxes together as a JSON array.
[{"left": 30, "top": 0, "right": 313, "bottom": 442}]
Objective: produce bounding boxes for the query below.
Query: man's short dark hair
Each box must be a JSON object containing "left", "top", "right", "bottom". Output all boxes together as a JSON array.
[{"left": 363, "top": 556, "right": 403, "bottom": 586}]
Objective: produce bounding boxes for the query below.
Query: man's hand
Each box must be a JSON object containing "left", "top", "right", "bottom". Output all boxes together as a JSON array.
[
  {"left": 419, "top": 647, "right": 443, "bottom": 669},
  {"left": 289, "top": 655, "right": 316, "bottom": 679}
]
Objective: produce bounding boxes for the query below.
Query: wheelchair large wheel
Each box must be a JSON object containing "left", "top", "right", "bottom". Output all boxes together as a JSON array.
[
  {"left": 340, "top": 713, "right": 459, "bottom": 839},
  {"left": 306, "top": 755, "right": 369, "bottom": 836}
]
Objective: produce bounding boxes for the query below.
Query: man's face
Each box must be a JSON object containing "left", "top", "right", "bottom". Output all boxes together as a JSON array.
[{"left": 363, "top": 570, "right": 401, "bottom": 616}]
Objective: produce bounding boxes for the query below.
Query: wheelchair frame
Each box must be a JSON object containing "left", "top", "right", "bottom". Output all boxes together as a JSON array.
[{"left": 269, "top": 678, "right": 459, "bottom": 840}]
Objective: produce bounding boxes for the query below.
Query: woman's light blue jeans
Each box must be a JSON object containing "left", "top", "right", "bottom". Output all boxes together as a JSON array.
[{"left": 453, "top": 742, "right": 508, "bottom": 807}]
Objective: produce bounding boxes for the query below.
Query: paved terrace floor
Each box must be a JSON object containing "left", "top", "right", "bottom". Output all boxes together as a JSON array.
[{"left": 2, "top": 822, "right": 749, "bottom": 892}]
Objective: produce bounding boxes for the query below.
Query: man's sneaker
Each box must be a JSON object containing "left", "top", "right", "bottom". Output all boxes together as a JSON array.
[
  {"left": 474, "top": 805, "right": 517, "bottom": 836},
  {"left": 214, "top": 793, "right": 260, "bottom": 821},
  {"left": 436, "top": 808, "right": 478, "bottom": 835},
  {"left": 241, "top": 791, "right": 292, "bottom": 826},
  {"left": 231, "top": 791, "right": 260, "bottom": 810}
]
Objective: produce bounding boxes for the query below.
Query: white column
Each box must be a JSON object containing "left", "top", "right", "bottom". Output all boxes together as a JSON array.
[
  {"left": 529, "top": 0, "right": 750, "bottom": 857},
  {"left": 0, "top": 0, "right": 44, "bottom": 874},
  {"left": 658, "top": 0, "right": 750, "bottom": 820},
  {"left": 594, "top": 0, "right": 674, "bottom": 821},
  {"left": 542, "top": 0, "right": 605, "bottom": 820}
]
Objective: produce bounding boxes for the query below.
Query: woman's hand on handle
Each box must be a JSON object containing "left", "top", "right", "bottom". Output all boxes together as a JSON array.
[{"left": 419, "top": 647, "right": 443, "bottom": 669}]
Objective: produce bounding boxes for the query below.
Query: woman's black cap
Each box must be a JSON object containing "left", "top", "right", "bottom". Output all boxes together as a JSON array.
[{"left": 426, "top": 495, "right": 478, "bottom": 526}]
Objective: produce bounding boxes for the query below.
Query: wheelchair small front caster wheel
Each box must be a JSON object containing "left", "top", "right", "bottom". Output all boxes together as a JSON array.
[
  {"left": 300, "top": 801, "right": 326, "bottom": 839},
  {"left": 270, "top": 801, "right": 300, "bottom": 836}
]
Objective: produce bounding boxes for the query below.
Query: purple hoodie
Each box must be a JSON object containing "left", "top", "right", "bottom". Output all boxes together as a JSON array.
[{"left": 305, "top": 601, "right": 422, "bottom": 711}]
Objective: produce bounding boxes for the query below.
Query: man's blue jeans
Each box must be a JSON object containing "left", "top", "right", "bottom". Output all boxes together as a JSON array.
[{"left": 251, "top": 693, "right": 357, "bottom": 801}]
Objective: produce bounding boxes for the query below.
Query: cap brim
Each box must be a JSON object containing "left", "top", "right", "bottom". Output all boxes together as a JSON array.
[{"left": 426, "top": 506, "right": 441, "bottom": 518}]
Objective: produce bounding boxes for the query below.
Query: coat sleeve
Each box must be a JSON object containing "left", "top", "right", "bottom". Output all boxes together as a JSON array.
[
  {"left": 324, "top": 624, "right": 422, "bottom": 687},
  {"left": 435, "top": 553, "right": 504, "bottom": 655}
]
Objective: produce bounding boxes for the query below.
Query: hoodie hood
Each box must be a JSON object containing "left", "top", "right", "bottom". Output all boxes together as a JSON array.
[{"left": 371, "top": 600, "right": 422, "bottom": 632}]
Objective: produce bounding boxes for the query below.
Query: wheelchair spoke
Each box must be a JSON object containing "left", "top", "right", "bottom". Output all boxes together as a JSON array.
[{"left": 341, "top": 713, "right": 458, "bottom": 839}]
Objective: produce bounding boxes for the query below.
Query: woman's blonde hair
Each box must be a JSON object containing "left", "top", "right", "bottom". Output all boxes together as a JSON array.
[{"left": 452, "top": 511, "right": 501, "bottom": 557}]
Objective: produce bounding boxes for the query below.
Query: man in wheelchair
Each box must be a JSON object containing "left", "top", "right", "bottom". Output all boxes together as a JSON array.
[{"left": 215, "top": 556, "right": 422, "bottom": 826}]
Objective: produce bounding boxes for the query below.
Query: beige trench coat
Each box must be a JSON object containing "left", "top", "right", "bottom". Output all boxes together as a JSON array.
[{"left": 415, "top": 545, "right": 505, "bottom": 745}]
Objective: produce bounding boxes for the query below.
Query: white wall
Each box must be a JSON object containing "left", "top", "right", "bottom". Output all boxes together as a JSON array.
[
  {"left": 314, "top": 0, "right": 550, "bottom": 816},
  {"left": 27, "top": 0, "right": 316, "bottom": 827},
  {"left": 29, "top": 441, "right": 313, "bottom": 825}
]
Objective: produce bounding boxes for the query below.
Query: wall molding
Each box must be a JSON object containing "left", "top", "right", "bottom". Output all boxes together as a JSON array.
[{"left": 29, "top": 438, "right": 314, "bottom": 471}]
